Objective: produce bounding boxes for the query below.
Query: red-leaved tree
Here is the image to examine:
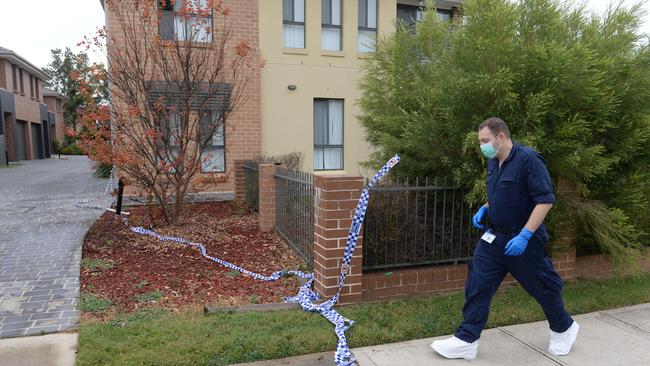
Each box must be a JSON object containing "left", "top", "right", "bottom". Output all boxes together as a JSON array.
[{"left": 78, "top": 0, "right": 254, "bottom": 224}]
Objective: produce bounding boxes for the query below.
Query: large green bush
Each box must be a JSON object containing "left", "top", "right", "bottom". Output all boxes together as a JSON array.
[{"left": 358, "top": 0, "right": 650, "bottom": 267}]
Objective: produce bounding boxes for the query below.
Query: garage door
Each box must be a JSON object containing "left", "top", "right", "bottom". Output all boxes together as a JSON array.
[
  {"left": 31, "top": 123, "right": 43, "bottom": 159},
  {"left": 14, "top": 120, "right": 27, "bottom": 161}
]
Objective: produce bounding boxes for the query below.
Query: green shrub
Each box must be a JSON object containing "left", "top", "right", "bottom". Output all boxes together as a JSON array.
[
  {"left": 52, "top": 140, "right": 63, "bottom": 154},
  {"left": 61, "top": 143, "right": 84, "bottom": 155},
  {"left": 358, "top": 0, "right": 650, "bottom": 267},
  {"left": 94, "top": 162, "right": 113, "bottom": 178}
]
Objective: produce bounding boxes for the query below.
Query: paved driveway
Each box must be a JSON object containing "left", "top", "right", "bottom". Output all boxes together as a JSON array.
[{"left": 0, "top": 156, "right": 109, "bottom": 337}]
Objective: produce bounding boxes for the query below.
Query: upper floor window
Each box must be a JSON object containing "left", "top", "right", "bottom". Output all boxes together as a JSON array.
[
  {"left": 19, "top": 69, "right": 24, "bottom": 95},
  {"left": 283, "top": 0, "right": 305, "bottom": 48},
  {"left": 29, "top": 75, "right": 34, "bottom": 99},
  {"left": 397, "top": 4, "right": 451, "bottom": 32},
  {"left": 35, "top": 78, "right": 40, "bottom": 100},
  {"left": 358, "top": 0, "right": 377, "bottom": 52},
  {"left": 11, "top": 64, "right": 18, "bottom": 92},
  {"left": 56, "top": 98, "right": 62, "bottom": 112},
  {"left": 322, "top": 0, "right": 342, "bottom": 51},
  {"left": 159, "top": 0, "right": 213, "bottom": 43}
]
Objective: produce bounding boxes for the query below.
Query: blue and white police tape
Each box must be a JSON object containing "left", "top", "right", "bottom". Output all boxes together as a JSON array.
[{"left": 76, "top": 155, "right": 400, "bottom": 366}]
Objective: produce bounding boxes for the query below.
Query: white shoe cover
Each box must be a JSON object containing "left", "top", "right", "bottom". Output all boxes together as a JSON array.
[
  {"left": 548, "top": 321, "right": 580, "bottom": 356},
  {"left": 431, "top": 336, "right": 479, "bottom": 360}
]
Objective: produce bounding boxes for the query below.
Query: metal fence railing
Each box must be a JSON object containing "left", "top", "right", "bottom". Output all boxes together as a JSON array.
[
  {"left": 242, "top": 160, "right": 259, "bottom": 211},
  {"left": 362, "top": 177, "right": 480, "bottom": 272},
  {"left": 274, "top": 167, "right": 314, "bottom": 266}
]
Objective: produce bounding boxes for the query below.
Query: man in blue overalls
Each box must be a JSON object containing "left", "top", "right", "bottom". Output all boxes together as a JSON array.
[{"left": 431, "top": 117, "right": 579, "bottom": 360}]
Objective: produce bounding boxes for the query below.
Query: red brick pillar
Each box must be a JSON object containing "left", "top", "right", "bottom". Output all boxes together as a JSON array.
[
  {"left": 4, "top": 114, "right": 15, "bottom": 161},
  {"left": 313, "top": 174, "right": 365, "bottom": 305},
  {"left": 233, "top": 160, "right": 246, "bottom": 201},
  {"left": 258, "top": 164, "right": 277, "bottom": 231}
]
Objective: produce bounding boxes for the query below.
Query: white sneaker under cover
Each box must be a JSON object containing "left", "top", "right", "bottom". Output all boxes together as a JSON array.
[
  {"left": 548, "top": 321, "right": 580, "bottom": 356},
  {"left": 431, "top": 336, "right": 479, "bottom": 360}
]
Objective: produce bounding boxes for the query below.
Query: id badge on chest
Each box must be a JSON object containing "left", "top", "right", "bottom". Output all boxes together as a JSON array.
[{"left": 481, "top": 231, "right": 496, "bottom": 244}]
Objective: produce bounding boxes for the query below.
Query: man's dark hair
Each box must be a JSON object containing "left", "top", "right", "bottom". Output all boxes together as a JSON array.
[{"left": 478, "top": 117, "right": 510, "bottom": 138}]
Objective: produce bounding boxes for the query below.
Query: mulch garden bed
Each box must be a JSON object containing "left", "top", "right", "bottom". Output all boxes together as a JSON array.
[{"left": 80, "top": 201, "right": 307, "bottom": 317}]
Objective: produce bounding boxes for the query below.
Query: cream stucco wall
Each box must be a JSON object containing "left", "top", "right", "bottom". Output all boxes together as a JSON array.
[
  {"left": 259, "top": 0, "right": 399, "bottom": 175},
  {"left": 259, "top": 0, "right": 460, "bottom": 175}
]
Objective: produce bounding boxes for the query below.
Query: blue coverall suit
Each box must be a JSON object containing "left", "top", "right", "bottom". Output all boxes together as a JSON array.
[{"left": 454, "top": 142, "right": 574, "bottom": 343}]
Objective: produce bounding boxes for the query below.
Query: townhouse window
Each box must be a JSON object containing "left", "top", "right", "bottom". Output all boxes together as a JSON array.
[
  {"left": 34, "top": 78, "right": 40, "bottom": 100},
  {"left": 358, "top": 0, "right": 377, "bottom": 52},
  {"left": 19, "top": 69, "right": 24, "bottom": 95},
  {"left": 397, "top": 4, "right": 451, "bottom": 30},
  {"left": 29, "top": 75, "right": 34, "bottom": 98},
  {"left": 322, "top": 0, "right": 342, "bottom": 51},
  {"left": 198, "top": 110, "right": 225, "bottom": 172},
  {"left": 314, "top": 99, "right": 343, "bottom": 170},
  {"left": 158, "top": 110, "right": 182, "bottom": 171},
  {"left": 161, "top": 109, "right": 182, "bottom": 147},
  {"left": 11, "top": 64, "right": 18, "bottom": 92},
  {"left": 283, "top": 0, "right": 305, "bottom": 48},
  {"left": 437, "top": 9, "right": 451, "bottom": 22},
  {"left": 159, "top": 0, "right": 213, "bottom": 43},
  {"left": 56, "top": 98, "right": 62, "bottom": 112},
  {"left": 158, "top": 109, "right": 226, "bottom": 173}
]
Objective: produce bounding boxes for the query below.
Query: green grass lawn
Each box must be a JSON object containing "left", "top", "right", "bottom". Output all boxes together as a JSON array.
[{"left": 77, "top": 274, "right": 650, "bottom": 366}]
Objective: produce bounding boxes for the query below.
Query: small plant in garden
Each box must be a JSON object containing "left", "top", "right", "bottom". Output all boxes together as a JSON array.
[
  {"left": 226, "top": 270, "right": 241, "bottom": 278},
  {"left": 80, "top": 258, "right": 113, "bottom": 271},
  {"left": 134, "top": 280, "right": 149, "bottom": 289},
  {"left": 135, "top": 290, "right": 163, "bottom": 303},
  {"left": 248, "top": 295, "right": 260, "bottom": 304},
  {"left": 171, "top": 277, "right": 181, "bottom": 289},
  {"left": 80, "top": 293, "right": 112, "bottom": 313}
]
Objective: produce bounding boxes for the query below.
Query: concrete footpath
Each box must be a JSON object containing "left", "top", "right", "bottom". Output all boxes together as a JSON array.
[{"left": 233, "top": 302, "right": 650, "bottom": 366}]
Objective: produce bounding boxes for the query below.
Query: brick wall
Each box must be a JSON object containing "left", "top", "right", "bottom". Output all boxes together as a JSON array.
[
  {"left": 105, "top": 0, "right": 262, "bottom": 193},
  {"left": 258, "top": 164, "right": 277, "bottom": 231},
  {"left": 361, "top": 250, "right": 649, "bottom": 302},
  {"left": 362, "top": 265, "right": 519, "bottom": 301},
  {"left": 233, "top": 160, "right": 246, "bottom": 200},
  {"left": 575, "top": 254, "right": 615, "bottom": 279},
  {"left": 4, "top": 114, "right": 15, "bottom": 160},
  {"left": 312, "top": 174, "right": 365, "bottom": 304},
  {"left": 0, "top": 60, "right": 6, "bottom": 89},
  {"left": 576, "top": 253, "right": 650, "bottom": 279}
]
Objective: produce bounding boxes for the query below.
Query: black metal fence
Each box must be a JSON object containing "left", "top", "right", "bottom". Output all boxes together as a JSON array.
[
  {"left": 242, "top": 160, "right": 259, "bottom": 211},
  {"left": 362, "top": 177, "right": 480, "bottom": 272},
  {"left": 275, "top": 167, "right": 315, "bottom": 266}
]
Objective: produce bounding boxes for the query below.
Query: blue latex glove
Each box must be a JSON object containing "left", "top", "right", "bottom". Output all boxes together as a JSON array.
[
  {"left": 504, "top": 228, "right": 534, "bottom": 256},
  {"left": 472, "top": 206, "right": 488, "bottom": 229}
]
